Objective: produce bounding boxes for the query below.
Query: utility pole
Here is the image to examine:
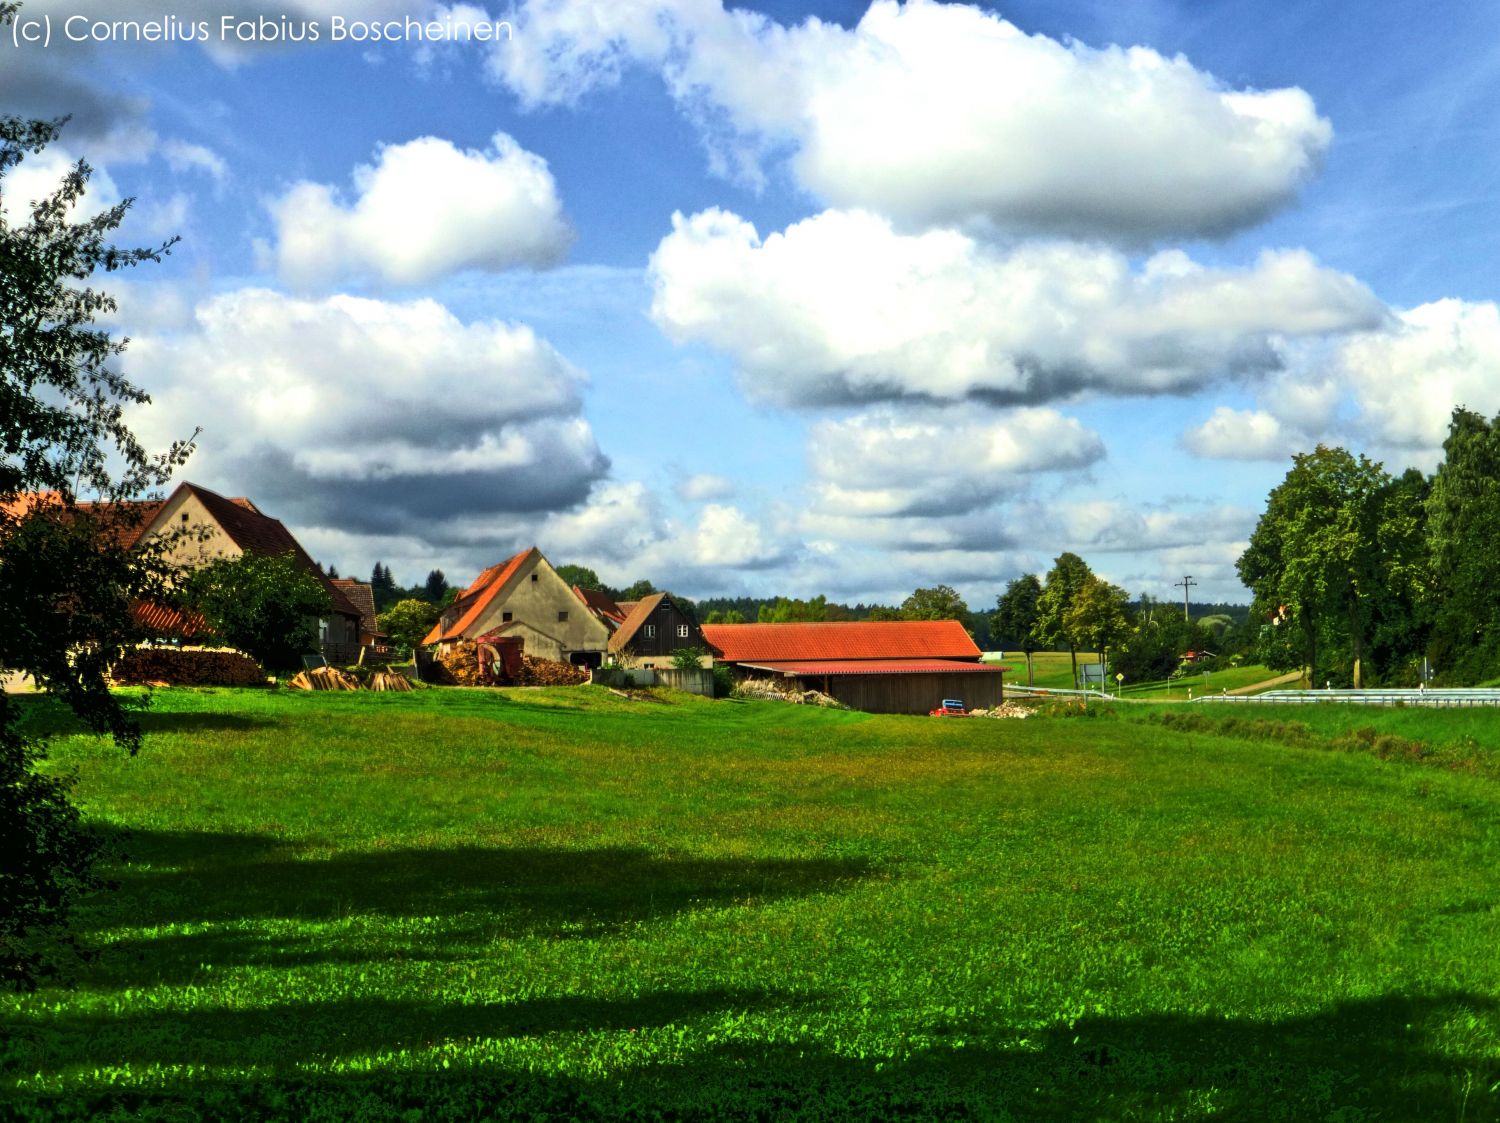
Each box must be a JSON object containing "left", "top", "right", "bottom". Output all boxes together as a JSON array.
[{"left": 1173, "top": 575, "right": 1197, "bottom": 623}]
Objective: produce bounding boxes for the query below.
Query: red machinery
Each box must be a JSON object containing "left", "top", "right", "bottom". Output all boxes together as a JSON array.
[{"left": 475, "top": 633, "right": 525, "bottom": 685}]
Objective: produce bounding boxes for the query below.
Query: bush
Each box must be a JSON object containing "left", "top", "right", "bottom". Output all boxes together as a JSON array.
[{"left": 711, "top": 663, "right": 735, "bottom": 698}]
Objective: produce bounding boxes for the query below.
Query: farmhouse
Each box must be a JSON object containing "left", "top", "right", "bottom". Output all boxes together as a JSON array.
[
  {"left": 4, "top": 482, "right": 365, "bottom": 662},
  {"left": 132, "top": 482, "right": 366, "bottom": 661},
  {"left": 330, "top": 578, "right": 387, "bottom": 649},
  {"left": 423, "top": 547, "right": 612, "bottom": 666},
  {"left": 702, "top": 619, "right": 1006, "bottom": 714},
  {"left": 578, "top": 589, "right": 711, "bottom": 669}
]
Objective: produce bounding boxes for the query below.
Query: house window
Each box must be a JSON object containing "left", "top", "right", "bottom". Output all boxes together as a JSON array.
[
  {"left": 677, "top": 625, "right": 690, "bottom": 638},
  {"left": 502, "top": 612, "right": 513, "bottom": 623},
  {"left": 531, "top": 573, "right": 539, "bottom": 582},
  {"left": 645, "top": 624, "right": 656, "bottom": 639},
  {"left": 558, "top": 610, "right": 569, "bottom": 622},
  {"left": 180, "top": 512, "right": 189, "bottom": 523}
]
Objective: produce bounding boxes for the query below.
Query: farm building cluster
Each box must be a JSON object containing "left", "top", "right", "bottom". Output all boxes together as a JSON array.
[{"left": 7, "top": 480, "right": 1006, "bottom": 714}]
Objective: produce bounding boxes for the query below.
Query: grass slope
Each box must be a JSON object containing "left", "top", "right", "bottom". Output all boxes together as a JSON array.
[{"left": 4, "top": 687, "right": 1500, "bottom": 1120}]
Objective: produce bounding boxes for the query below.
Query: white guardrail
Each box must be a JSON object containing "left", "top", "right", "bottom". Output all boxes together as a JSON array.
[
  {"left": 1005, "top": 684, "right": 1500, "bottom": 707},
  {"left": 1194, "top": 688, "right": 1500, "bottom": 708}
]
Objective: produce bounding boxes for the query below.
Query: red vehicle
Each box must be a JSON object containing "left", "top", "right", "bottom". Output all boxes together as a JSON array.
[{"left": 929, "top": 698, "right": 970, "bottom": 717}]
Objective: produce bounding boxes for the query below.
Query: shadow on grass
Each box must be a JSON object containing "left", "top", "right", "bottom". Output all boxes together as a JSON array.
[
  {"left": 4, "top": 988, "right": 803, "bottom": 1069},
  {"left": 6, "top": 991, "right": 1496, "bottom": 1120},
  {"left": 74, "top": 828, "right": 876, "bottom": 981},
  {"left": 12, "top": 696, "right": 274, "bottom": 738},
  {"left": 136, "top": 711, "right": 275, "bottom": 734}
]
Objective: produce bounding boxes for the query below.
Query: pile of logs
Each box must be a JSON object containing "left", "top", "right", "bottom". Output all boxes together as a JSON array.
[
  {"left": 112, "top": 647, "right": 265, "bottom": 687},
  {"left": 368, "top": 671, "right": 414, "bottom": 692},
  {"left": 430, "top": 641, "right": 484, "bottom": 686},
  {"left": 286, "top": 666, "right": 360, "bottom": 691},
  {"left": 519, "top": 655, "right": 589, "bottom": 686}
]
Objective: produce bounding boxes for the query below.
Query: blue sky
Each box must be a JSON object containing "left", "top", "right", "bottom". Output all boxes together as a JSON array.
[{"left": 6, "top": 0, "right": 1500, "bottom": 606}]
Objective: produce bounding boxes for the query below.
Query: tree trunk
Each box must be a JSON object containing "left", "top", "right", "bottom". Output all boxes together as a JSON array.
[
  {"left": 1347, "top": 599, "right": 1364, "bottom": 689},
  {"left": 1025, "top": 650, "right": 1034, "bottom": 687},
  {"left": 1069, "top": 643, "right": 1078, "bottom": 686}
]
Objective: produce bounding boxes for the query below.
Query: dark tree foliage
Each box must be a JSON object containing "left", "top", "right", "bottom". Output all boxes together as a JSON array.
[
  {"left": 553, "top": 564, "right": 601, "bottom": 592},
  {"left": 422, "top": 568, "right": 449, "bottom": 602},
  {"left": 186, "top": 552, "right": 333, "bottom": 673},
  {"left": 1, "top": 102, "right": 190, "bottom": 988},
  {"left": 994, "top": 574, "right": 1043, "bottom": 686},
  {"left": 1237, "top": 446, "right": 1424, "bottom": 688},
  {"left": 1426, "top": 409, "right": 1500, "bottom": 682}
]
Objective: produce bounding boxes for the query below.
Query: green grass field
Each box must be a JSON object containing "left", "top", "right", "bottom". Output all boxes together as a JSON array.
[
  {"left": 5, "top": 686, "right": 1500, "bottom": 1120},
  {"left": 986, "top": 652, "right": 1283, "bottom": 699}
]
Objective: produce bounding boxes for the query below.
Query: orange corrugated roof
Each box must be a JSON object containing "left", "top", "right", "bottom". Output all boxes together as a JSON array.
[
  {"left": 702, "top": 620, "right": 980, "bottom": 663},
  {"left": 423, "top": 548, "right": 535, "bottom": 645},
  {"left": 131, "top": 599, "right": 208, "bottom": 639},
  {"left": 738, "top": 659, "right": 1005, "bottom": 676}
]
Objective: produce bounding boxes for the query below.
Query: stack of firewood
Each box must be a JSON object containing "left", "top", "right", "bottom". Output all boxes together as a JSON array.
[
  {"left": 519, "top": 655, "right": 589, "bottom": 686},
  {"left": 368, "top": 671, "right": 414, "bottom": 692},
  {"left": 112, "top": 647, "right": 265, "bottom": 687},
  {"left": 286, "top": 666, "right": 360, "bottom": 691},
  {"left": 429, "top": 641, "right": 483, "bottom": 686}
]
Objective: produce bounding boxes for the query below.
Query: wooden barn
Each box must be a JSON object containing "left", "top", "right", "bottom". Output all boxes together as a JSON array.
[{"left": 701, "top": 620, "right": 1006, "bottom": 714}]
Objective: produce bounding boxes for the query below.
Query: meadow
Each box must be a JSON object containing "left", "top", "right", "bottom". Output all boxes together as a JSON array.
[{"left": 4, "top": 686, "right": 1500, "bottom": 1120}]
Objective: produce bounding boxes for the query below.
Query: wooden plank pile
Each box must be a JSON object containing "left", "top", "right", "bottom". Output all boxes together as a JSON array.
[
  {"left": 368, "top": 671, "right": 413, "bottom": 692},
  {"left": 287, "top": 666, "right": 361, "bottom": 691}
]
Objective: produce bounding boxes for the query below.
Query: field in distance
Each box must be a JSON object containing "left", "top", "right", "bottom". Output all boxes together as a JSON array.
[{"left": 6, "top": 686, "right": 1499, "bottom": 1120}]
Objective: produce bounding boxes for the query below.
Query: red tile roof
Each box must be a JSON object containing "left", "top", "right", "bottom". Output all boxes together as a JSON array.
[
  {"left": 738, "top": 659, "right": 1006, "bottom": 676},
  {"left": 3, "top": 492, "right": 165, "bottom": 548},
  {"left": 702, "top": 620, "right": 980, "bottom": 663},
  {"left": 330, "top": 579, "right": 380, "bottom": 632},
  {"left": 573, "top": 585, "right": 627, "bottom": 626},
  {"left": 422, "top": 547, "right": 536, "bottom": 645},
  {"left": 172, "top": 483, "right": 363, "bottom": 621}
]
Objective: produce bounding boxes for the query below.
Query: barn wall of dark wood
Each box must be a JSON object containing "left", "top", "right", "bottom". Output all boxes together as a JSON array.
[{"left": 791, "top": 672, "right": 1004, "bottom": 714}]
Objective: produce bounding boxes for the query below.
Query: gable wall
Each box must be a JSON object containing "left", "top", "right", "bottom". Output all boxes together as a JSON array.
[
  {"left": 140, "top": 489, "right": 243, "bottom": 571},
  {"left": 467, "top": 552, "right": 611, "bottom": 658}
]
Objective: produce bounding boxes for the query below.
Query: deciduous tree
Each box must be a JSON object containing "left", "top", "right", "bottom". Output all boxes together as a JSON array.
[
  {"left": 1237, "top": 445, "right": 1417, "bottom": 688},
  {"left": 993, "top": 574, "right": 1043, "bottom": 686},
  {"left": 900, "top": 585, "right": 969, "bottom": 622},
  {"left": 186, "top": 553, "right": 332, "bottom": 672},
  {"left": 0, "top": 100, "right": 189, "bottom": 988},
  {"left": 1035, "top": 553, "right": 1093, "bottom": 685}
]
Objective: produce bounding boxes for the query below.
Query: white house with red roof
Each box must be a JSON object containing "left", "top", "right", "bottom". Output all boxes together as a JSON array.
[
  {"left": 423, "top": 547, "right": 612, "bottom": 666},
  {"left": 702, "top": 620, "right": 1007, "bottom": 713}
]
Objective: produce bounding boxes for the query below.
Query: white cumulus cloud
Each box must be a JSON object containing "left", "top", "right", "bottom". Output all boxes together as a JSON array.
[
  {"left": 497, "top": 0, "right": 1330, "bottom": 241},
  {"left": 124, "top": 288, "right": 607, "bottom": 535},
  {"left": 808, "top": 407, "right": 1104, "bottom": 517},
  {"left": 271, "top": 132, "right": 573, "bottom": 288},
  {"left": 649, "top": 207, "right": 1385, "bottom": 409},
  {"left": 1181, "top": 407, "right": 1303, "bottom": 461}
]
